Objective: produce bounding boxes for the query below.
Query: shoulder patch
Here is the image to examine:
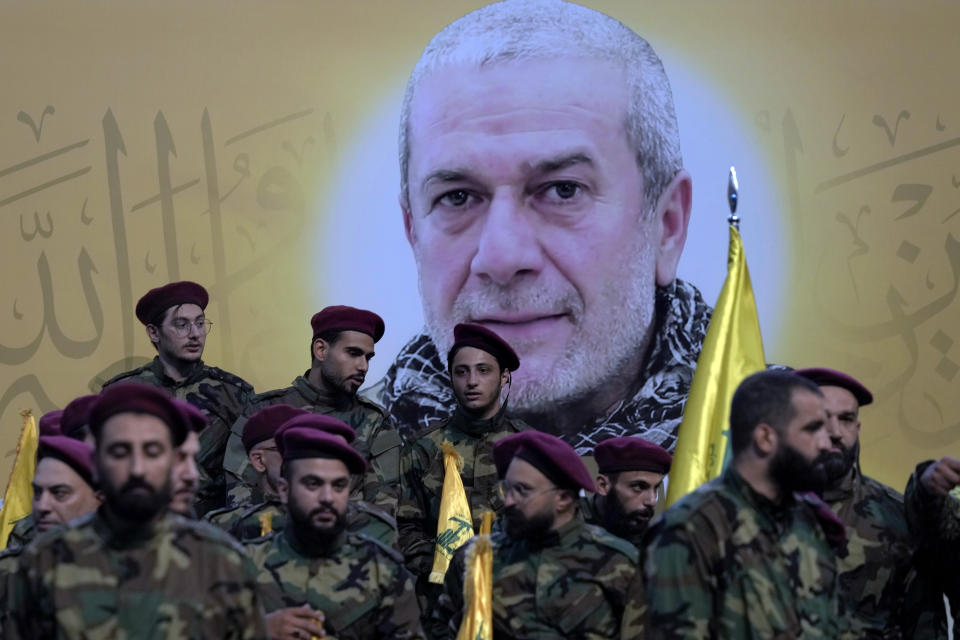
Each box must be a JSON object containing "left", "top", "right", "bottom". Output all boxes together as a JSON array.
[
  {"left": 205, "top": 366, "right": 255, "bottom": 393},
  {"left": 583, "top": 523, "right": 640, "bottom": 562},
  {"left": 349, "top": 532, "right": 405, "bottom": 564}
]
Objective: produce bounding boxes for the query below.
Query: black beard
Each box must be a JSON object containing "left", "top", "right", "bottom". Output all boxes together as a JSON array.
[
  {"left": 503, "top": 506, "right": 554, "bottom": 541},
  {"left": 770, "top": 442, "right": 829, "bottom": 495},
  {"left": 320, "top": 362, "right": 357, "bottom": 400},
  {"left": 602, "top": 491, "right": 654, "bottom": 539},
  {"left": 823, "top": 441, "right": 859, "bottom": 484},
  {"left": 103, "top": 476, "right": 171, "bottom": 521},
  {"left": 288, "top": 498, "right": 346, "bottom": 548}
]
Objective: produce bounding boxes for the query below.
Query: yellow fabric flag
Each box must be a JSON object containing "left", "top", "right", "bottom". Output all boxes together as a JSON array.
[
  {"left": 456, "top": 511, "right": 494, "bottom": 640},
  {"left": 429, "top": 441, "right": 474, "bottom": 584},
  {"left": 0, "top": 410, "right": 39, "bottom": 549},
  {"left": 666, "top": 225, "right": 766, "bottom": 506}
]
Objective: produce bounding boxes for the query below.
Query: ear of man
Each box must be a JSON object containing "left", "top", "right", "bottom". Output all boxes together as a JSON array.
[
  {"left": 595, "top": 474, "right": 611, "bottom": 496},
  {"left": 653, "top": 170, "right": 693, "bottom": 286},
  {"left": 752, "top": 422, "right": 778, "bottom": 458}
]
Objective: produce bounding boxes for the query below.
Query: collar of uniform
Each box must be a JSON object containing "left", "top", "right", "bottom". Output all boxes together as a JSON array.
[
  {"left": 527, "top": 515, "right": 584, "bottom": 550},
  {"left": 292, "top": 374, "right": 353, "bottom": 412},
  {"left": 723, "top": 467, "right": 794, "bottom": 530},
  {"left": 821, "top": 464, "right": 859, "bottom": 504},
  {"left": 149, "top": 355, "right": 206, "bottom": 387},
  {"left": 282, "top": 519, "right": 346, "bottom": 558},
  {"left": 449, "top": 403, "right": 508, "bottom": 438},
  {"left": 94, "top": 505, "right": 166, "bottom": 549}
]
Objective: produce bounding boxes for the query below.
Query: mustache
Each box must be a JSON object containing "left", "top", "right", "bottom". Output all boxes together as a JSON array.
[
  {"left": 309, "top": 503, "right": 337, "bottom": 517},
  {"left": 627, "top": 506, "right": 655, "bottom": 521},
  {"left": 119, "top": 477, "right": 157, "bottom": 495},
  {"left": 450, "top": 282, "right": 583, "bottom": 322}
]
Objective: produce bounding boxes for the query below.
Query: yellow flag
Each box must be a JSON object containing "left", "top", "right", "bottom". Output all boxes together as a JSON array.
[
  {"left": 1, "top": 410, "right": 39, "bottom": 549},
  {"left": 455, "top": 511, "right": 494, "bottom": 640},
  {"left": 667, "top": 225, "right": 766, "bottom": 506},
  {"left": 259, "top": 511, "right": 273, "bottom": 536},
  {"left": 429, "top": 441, "right": 474, "bottom": 584}
]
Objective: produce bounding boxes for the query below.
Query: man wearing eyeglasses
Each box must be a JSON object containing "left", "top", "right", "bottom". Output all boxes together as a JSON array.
[{"left": 102, "top": 280, "right": 255, "bottom": 515}]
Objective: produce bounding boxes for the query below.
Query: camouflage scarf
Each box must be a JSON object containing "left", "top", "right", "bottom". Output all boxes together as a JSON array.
[{"left": 379, "top": 279, "right": 711, "bottom": 453}]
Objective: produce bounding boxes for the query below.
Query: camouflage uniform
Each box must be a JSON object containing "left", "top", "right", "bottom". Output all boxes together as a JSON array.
[
  {"left": 4, "top": 515, "right": 34, "bottom": 549},
  {"left": 245, "top": 526, "right": 424, "bottom": 640},
  {"left": 824, "top": 465, "right": 947, "bottom": 638},
  {"left": 434, "top": 517, "right": 639, "bottom": 639},
  {"left": 206, "top": 494, "right": 398, "bottom": 547},
  {"left": 223, "top": 374, "right": 402, "bottom": 515},
  {"left": 7, "top": 509, "right": 267, "bottom": 639},
  {"left": 102, "top": 356, "right": 255, "bottom": 515},
  {"left": 641, "top": 468, "right": 848, "bottom": 639},
  {"left": 904, "top": 461, "right": 959, "bottom": 634},
  {"left": 397, "top": 408, "right": 528, "bottom": 579},
  {"left": 0, "top": 545, "right": 23, "bottom": 636}
]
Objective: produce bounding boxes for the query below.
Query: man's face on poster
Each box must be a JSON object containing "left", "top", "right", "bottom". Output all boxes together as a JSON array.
[{"left": 403, "top": 57, "right": 689, "bottom": 411}]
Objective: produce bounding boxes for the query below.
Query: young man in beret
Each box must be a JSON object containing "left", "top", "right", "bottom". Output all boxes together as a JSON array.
[
  {"left": 397, "top": 323, "right": 529, "bottom": 599},
  {"left": 795, "top": 367, "right": 949, "bottom": 638},
  {"left": 7, "top": 382, "right": 268, "bottom": 639},
  {"left": 223, "top": 305, "right": 402, "bottom": 517},
  {"left": 102, "top": 280, "right": 255, "bottom": 516},
  {"left": 642, "top": 370, "right": 848, "bottom": 639},
  {"left": 245, "top": 424, "right": 424, "bottom": 640},
  {"left": 207, "top": 409, "right": 398, "bottom": 547},
  {"left": 434, "top": 430, "right": 640, "bottom": 639},
  {"left": 169, "top": 400, "right": 207, "bottom": 517},
  {"left": 581, "top": 436, "right": 671, "bottom": 547}
]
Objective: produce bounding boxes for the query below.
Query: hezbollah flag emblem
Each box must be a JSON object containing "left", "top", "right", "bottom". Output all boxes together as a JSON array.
[{"left": 429, "top": 442, "right": 474, "bottom": 583}]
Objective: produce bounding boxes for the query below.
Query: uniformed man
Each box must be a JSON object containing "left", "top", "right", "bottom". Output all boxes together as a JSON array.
[
  {"left": 434, "top": 430, "right": 640, "bottom": 639},
  {"left": 101, "top": 281, "right": 255, "bottom": 515},
  {"left": 61, "top": 393, "right": 99, "bottom": 445},
  {"left": 642, "top": 370, "right": 849, "bottom": 639},
  {"left": 224, "top": 305, "right": 402, "bottom": 516},
  {"left": 0, "top": 436, "right": 101, "bottom": 631},
  {"left": 581, "top": 436, "right": 671, "bottom": 547},
  {"left": 208, "top": 408, "right": 398, "bottom": 546},
  {"left": 7, "top": 382, "right": 268, "bottom": 639},
  {"left": 796, "top": 367, "right": 946, "bottom": 638},
  {"left": 905, "top": 455, "right": 960, "bottom": 634},
  {"left": 169, "top": 399, "right": 207, "bottom": 516},
  {"left": 398, "top": 323, "right": 528, "bottom": 589},
  {"left": 245, "top": 421, "right": 424, "bottom": 640}
]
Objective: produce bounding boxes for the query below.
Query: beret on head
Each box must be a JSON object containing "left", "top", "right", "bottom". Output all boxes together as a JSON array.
[
  {"left": 448, "top": 323, "right": 520, "bottom": 372},
  {"left": 310, "top": 305, "right": 385, "bottom": 342},
  {"left": 38, "top": 410, "right": 63, "bottom": 437},
  {"left": 37, "top": 435, "right": 96, "bottom": 488},
  {"left": 794, "top": 367, "right": 873, "bottom": 407},
  {"left": 276, "top": 426, "right": 368, "bottom": 474},
  {"left": 242, "top": 404, "right": 311, "bottom": 453},
  {"left": 173, "top": 399, "right": 208, "bottom": 433},
  {"left": 594, "top": 436, "right": 672, "bottom": 475},
  {"left": 493, "top": 431, "right": 595, "bottom": 493},
  {"left": 89, "top": 382, "right": 190, "bottom": 446},
  {"left": 274, "top": 413, "right": 357, "bottom": 445},
  {"left": 135, "top": 281, "right": 208, "bottom": 325},
  {"left": 61, "top": 394, "right": 99, "bottom": 440}
]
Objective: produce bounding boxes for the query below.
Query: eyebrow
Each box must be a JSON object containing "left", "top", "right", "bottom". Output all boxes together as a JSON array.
[
  {"left": 531, "top": 153, "right": 595, "bottom": 174},
  {"left": 421, "top": 169, "right": 471, "bottom": 191}
]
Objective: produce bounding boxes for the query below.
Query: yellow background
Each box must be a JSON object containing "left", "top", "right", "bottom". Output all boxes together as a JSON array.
[{"left": 2, "top": 1, "right": 958, "bottom": 490}]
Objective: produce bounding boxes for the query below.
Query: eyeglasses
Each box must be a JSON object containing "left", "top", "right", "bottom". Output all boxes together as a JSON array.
[
  {"left": 498, "top": 480, "right": 561, "bottom": 503},
  {"left": 168, "top": 319, "right": 214, "bottom": 337}
]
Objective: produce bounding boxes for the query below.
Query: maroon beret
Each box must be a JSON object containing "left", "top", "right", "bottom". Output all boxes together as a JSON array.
[
  {"left": 135, "top": 281, "right": 208, "bottom": 325},
  {"left": 795, "top": 367, "right": 873, "bottom": 407},
  {"left": 242, "top": 405, "right": 311, "bottom": 453},
  {"left": 310, "top": 305, "right": 385, "bottom": 342},
  {"left": 493, "top": 431, "right": 595, "bottom": 493},
  {"left": 594, "top": 436, "right": 672, "bottom": 475},
  {"left": 173, "top": 399, "right": 208, "bottom": 433},
  {"left": 38, "top": 410, "right": 63, "bottom": 437},
  {"left": 274, "top": 413, "right": 357, "bottom": 445},
  {"left": 276, "top": 426, "right": 367, "bottom": 474},
  {"left": 61, "top": 394, "right": 99, "bottom": 440},
  {"left": 89, "top": 383, "right": 190, "bottom": 446},
  {"left": 37, "top": 435, "right": 96, "bottom": 488},
  {"left": 448, "top": 323, "right": 520, "bottom": 372}
]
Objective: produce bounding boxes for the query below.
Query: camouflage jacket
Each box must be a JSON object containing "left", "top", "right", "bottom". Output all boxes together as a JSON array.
[
  {"left": 4, "top": 515, "right": 34, "bottom": 549},
  {"left": 102, "top": 356, "right": 255, "bottom": 515},
  {"left": 0, "top": 545, "right": 23, "bottom": 636},
  {"left": 904, "top": 460, "right": 960, "bottom": 634},
  {"left": 434, "top": 518, "right": 640, "bottom": 640},
  {"left": 223, "top": 374, "right": 402, "bottom": 515},
  {"left": 579, "top": 493, "right": 647, "bottom": 549},
  {"left": 823, "top": 465, "right": 946, "bottom": 639},
  {"left": 641, "top": 468, "right": 847, "bottom": 640},
  {"left": 6, "top": 508, "right": 267, "bottom": 639},
  {"left": 205, "top": 495, "right": 398, "bottom": 547},
  {"left": 397, "top": 407, "right": 528, "bottom": 578},
  {"left": 245, "top": 526, "right": 424, "bottom": 640}
]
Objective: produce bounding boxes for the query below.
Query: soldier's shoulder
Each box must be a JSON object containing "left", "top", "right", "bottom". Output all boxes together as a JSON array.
[
  {"left": 504, "top": 415, "right": 533, "bottom": 432},
  {"left": 581, "top": 523, "right": 639, "bottom": 563},
  {"left": 356, "top": 395, "right": 388, "bottom": 418},
  {"left": 860, "top": 473, "right": 905, "bottom": 505},
  {"left": 410, "top": 421, "right": 449, "bottom": 447},
  {"left": 26, "top": 513, "right": 99, "bottom": 552},
  {"left": 352, "top": 500, "right": 398, "bottom": 529},
  {"left": 172, "top": 514, "right": 247, "bottom": 555},
  {"left": 201, "top": 365, "right": 255, "bottom": 393},
  {"left": 654, "top": 479, "right": 734, "bottom": 531},
  {"left": 101, "top": 364, "right": 156, "bottom": 388},
  {"left": 203, "top": 503, "right": 246, "bottom": 525},
  {"left": 243, "top": 531, "right": 280, "bottom": 550},
  {"left": 347, "top": 532, "right": 406, "bottom": 565},
  {"left": 251, "top": 386, "right": 297, "bottom": 406}
]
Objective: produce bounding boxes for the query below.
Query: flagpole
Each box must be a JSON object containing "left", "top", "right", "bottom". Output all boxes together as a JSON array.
[{"left": 727, "top": 166, "right": 740, "bottom": 229}]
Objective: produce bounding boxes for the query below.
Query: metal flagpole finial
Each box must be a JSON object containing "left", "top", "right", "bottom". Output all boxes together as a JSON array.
[{"left": 727, "top": 166, "right": 740, "bottom": 230}]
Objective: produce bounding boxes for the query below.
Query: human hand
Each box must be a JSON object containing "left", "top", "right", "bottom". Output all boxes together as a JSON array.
[
  {"left": 920, "top": 456, "right": 960, "bottom": 496},
  {"left": 265, "top": 605, "right": 326, "bottom": 640}
]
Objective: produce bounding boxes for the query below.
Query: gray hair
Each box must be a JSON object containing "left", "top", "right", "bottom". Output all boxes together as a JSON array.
[{"left": 398, "top": 0, "right": 683, "bottom": 212}]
